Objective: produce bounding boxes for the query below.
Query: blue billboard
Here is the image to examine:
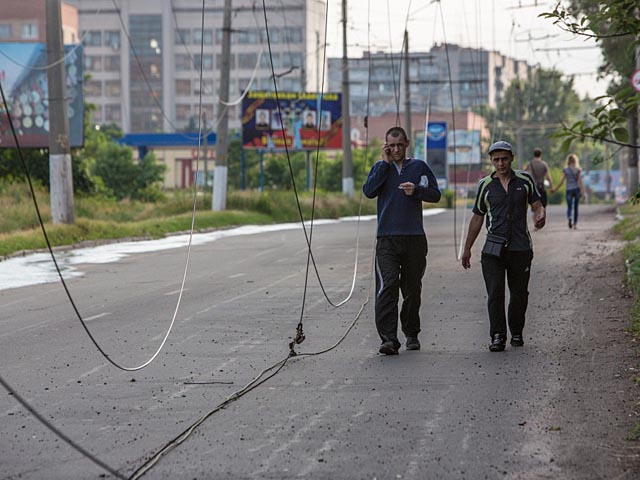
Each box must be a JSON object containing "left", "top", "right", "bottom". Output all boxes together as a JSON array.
[
  {"left": 0, "top": 43, "right": 84, "bottom": 148},
  {"left": 242, "top": 91, "right": 342, "bottom": 151}
]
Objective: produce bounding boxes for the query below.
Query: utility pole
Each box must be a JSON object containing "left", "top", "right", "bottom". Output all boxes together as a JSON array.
[
  {"left": 202, "top": 112, "right": 208, "bottom": 187},
  {"left": 404, "top": 30, "right": 412, "bottom": 157},
  {"left": 213, "top": 0, "right": 231, "bottom": 211},
  {"left": 341, "top": 0, "right": 353, "bottom": 198},
  {"left": 46, "top": 0, "right": 74, "bottom": 224},
  {"left": 515, "top": 80, "right": 524, "bottom": 169}
]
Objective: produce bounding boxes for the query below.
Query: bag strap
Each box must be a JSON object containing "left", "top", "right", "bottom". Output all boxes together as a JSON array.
[{"left": 506, "top": 183, "right": 514, "bottom": 242}]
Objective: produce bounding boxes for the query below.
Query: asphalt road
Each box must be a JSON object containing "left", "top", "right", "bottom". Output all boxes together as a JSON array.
[{"left": 1, "top": 204, "right": 638, "bottom": 479}]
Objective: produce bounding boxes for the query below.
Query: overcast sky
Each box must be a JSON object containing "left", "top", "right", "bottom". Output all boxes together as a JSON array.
[{"left": 323, "top": 0, "right": 608, "bottom": 99}]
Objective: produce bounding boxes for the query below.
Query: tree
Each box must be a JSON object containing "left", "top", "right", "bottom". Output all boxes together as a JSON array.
[
  {"left": 540, "top": 1, "right": 640, "bottom": 149},
  {"left": 489, "top": 69, "right": 582, "bottom": 165}
]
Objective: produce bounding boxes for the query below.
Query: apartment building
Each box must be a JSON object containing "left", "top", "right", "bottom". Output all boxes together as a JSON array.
[
  {"left": 0, "top": 1, "right": 79, "bottom": 44},
  {"left": 328, "top": 44, "right": 534, "bottom": 116},
  {"left": 66, "top": 0, "right": 327, "bottom": 133}
]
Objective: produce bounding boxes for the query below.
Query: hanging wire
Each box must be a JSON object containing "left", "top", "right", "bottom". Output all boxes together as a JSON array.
[
  {"left": 0, "top": 0, "right": 211, "bottom": 372},
  {"left": 0, "top": 374, "right": 126, "bottom": 479},
  {"left": 436, "top": 0, "right": 459, "bottom": 259}
]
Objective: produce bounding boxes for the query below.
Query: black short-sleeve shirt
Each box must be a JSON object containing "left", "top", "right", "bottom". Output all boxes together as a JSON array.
[{"left": 472, "top": 169, "right": 541, "bottom": 251}]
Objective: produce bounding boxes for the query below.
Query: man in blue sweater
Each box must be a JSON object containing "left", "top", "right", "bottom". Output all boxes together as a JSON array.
[{"left": 363, "top": 126, "right": 441, "bottom": 355}]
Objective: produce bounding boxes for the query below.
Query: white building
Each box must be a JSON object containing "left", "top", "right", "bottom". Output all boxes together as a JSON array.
[
  {"left": 328, "top": 44, "right": 534, "bottom": 116},
  {"left": 67, "top": 0, "right": 327, "bottom": 133}
]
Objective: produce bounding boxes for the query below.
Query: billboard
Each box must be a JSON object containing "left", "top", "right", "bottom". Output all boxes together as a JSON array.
[
  {"left": 241, "top": 91, "right": 342, "bottom": 150},
  {"left": 0, "top": 43, "right": 84, "bottom": 148},
  {"left": 447, "top": 129, "right": 481, "bottom": 164}
]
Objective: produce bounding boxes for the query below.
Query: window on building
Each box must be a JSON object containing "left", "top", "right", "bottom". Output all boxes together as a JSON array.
[
  {"left": 201, "top": 104, "right": 214, "bottom": 121},
  {"left": 84, "top": 55, "right": 103, "bottom": 71},
  {"left": 236, "top": 30, "right": 258, "bottom": 44},
  {"left": 92, "top": 107, "right": 103, "bottom": 123},
  {"left": 238, "top": 53, "right": 257, "bottom": 70},
  {"left": 176, "top": 104, "right": 191, "bottom": 122},
  {"left": 103, "top": 55, "right": 120, "bottom": 71},
  {"left": 193, "top": 28, "right": 213, "bottom": 45},
  {"left": 21, "top": 23, "right": 38, "bottom": 40},
  {"left": 283, "top": 28, "right": 302, "bottom": 43},
  {"left": 82, "top": 30, "right": 102, "bottom": 47},
  {"left": 260, "top": 53, "right": 279, "bottom": 68},
  {"left": 193, "top": 78, "right": 214, "bottom": 95},
  {"left": 194, "top": 54, "right": 213, "bottom": 70},
  {"left": 105, "top": 80, "right": 121, "bottom": 97},
  {"left": 85, "top": 80, "right": 102, "bottom": 97},
  {"left": 105, "top": 105, "right": 121, "bottom": 122},
  {"left": 175, "top": 28, "right": 190, "bottom": 45},
  {"left": 176, "top": 79, "right": 191, "bottom": 95},
  {"left": 175, "top": 54, "right": 192, "bottom": 71},
  {"left": 266, "top": 28, "right": 280, "bottom": 44},
  {"left": 282, "top": 53, "right": 302, "bottom": 69},
  {"left": 104, "top": 31, "right": 120, "bottom": 50},
  {"left": 0, "top": 24, "right": 12, "bottom": 39}
]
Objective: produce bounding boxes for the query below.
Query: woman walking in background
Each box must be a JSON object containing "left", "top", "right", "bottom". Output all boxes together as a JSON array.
[{"left": 552, "top": 153, "right": 586, "bottom": 229}]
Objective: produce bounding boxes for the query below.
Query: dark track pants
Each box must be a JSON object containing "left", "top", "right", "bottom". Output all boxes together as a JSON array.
[
  {"left": 481, "top": 250, "right": 533, "bottom": 340},
  {"left": 375, "top": 235, "right": 427, "bottom": 347}
]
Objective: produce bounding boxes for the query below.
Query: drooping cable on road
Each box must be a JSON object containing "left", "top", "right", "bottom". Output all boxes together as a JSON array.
[
  {"left": 0, "top": 374, "right": 127, "bottom": 479},
  {"left": 0, "top": 0, "right": 209, "bottom": 372}
]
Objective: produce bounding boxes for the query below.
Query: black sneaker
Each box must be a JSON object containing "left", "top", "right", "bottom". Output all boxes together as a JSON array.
[
  {"left": 510, "top": 335, "right": 524, "bottom": 347},
  {"left": 405, "top": 337, "right": 421, "bottom": 350},
  {"left": 568, "top": 219, "right": 573, "bottom": 229},
  {"left": 489, "top": 334, "right": 506, "bottom": 352},
  {"left": 379, "top": 340, "right": 399, "bottom": 355}
]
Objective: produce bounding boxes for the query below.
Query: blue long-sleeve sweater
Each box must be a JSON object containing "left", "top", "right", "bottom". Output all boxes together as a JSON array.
[{"left": 363, "top": 158, "right": 441, "bottom": 236}]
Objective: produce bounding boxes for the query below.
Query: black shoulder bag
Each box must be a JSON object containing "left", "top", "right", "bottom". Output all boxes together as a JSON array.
[{"left": 482, "top": 187, "right": 513, "bottom": 258}]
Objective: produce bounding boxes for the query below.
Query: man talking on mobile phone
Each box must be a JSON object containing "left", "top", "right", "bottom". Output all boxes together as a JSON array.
[{"left": 363, "top": 126, "right": 441, "bottom": 355}]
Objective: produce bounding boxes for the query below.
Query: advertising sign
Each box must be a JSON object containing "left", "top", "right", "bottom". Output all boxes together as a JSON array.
[
  {"left": 426, "top": 122, "right": 447, "bottom": 149},
  {"left": 241, "top": 91, "right": 342, "bottom": 150},
  {"left": 418, "top": 121, "right": 447, "bottom": 185},
  {"left": 447, "top": 129, "right": 481, "bottom": 164},
  {"left": 0, "top": 43, "right": 84, "bottom": 148}
]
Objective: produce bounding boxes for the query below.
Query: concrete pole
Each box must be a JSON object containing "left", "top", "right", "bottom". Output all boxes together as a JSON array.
[
  {"left": 213, "top": 0, "right": 232, "bottom": 211},
  {"left": 341, "top": 0, "right": 353, "bottom": 198},
  {"left": 46, "top": 0, "right": 74, "bottom": 224},
  {"left": 515, "top": 81, "right": 523, "bottom": 169},
  {"left": 404, "top": 30, "right": 412, "bottom": 157}
]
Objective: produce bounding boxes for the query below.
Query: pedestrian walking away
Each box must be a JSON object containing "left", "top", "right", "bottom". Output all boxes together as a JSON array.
[
  {"left": 525, "top": 147, "right": 553, "bottom": 208},
  {"left": 363, "top": 126, "right": 441, "bottom": 355},
  {"left": 461, "top": 140, "right": 546, "bottom": 352},
  {"left": 551, "top": 153, "right": 586, "bottom": 229}
]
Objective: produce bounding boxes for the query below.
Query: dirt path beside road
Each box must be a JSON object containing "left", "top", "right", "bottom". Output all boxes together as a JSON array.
[{"left": 518, "top": 204, "right": 639, "bottom": 478}]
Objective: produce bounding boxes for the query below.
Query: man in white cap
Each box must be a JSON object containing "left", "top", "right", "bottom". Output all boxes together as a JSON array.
[{"left": 461, "top": 141, "right": 546, "bottom": 352}]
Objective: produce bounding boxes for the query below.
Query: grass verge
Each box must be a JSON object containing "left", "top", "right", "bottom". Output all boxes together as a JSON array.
[
  {"left": 0, "top": 186, "right": 451, "bottom": 258},
  {"left": 613, "top": 202, "right": 640, "bottom": 440}
]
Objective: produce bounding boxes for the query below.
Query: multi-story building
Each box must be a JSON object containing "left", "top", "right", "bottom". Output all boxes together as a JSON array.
[
  {"left": 0, "top": 1, "right": 78, "bottom": 44},
  {"left": 328, "top": 44, "right": 534, "bottom": 116},
  {"left": 66, "top": 0, "right": 327, "bottom": 133}
]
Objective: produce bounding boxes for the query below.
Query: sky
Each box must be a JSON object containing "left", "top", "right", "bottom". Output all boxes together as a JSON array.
[{"left": 324, "top": 0, "right": 608, "bottom": 99}]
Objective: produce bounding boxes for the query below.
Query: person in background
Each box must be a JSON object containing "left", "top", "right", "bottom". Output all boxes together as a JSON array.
[
  {"left": 525, "top": 147, "right": 553, "bottom": 208},
  {"left": 363, "top": 126, "right": 441, "bottom": 355},
  {"left": 461, "top": 141, "right": 545, "bottom": 352},
  {"left": 552, "top": 153, "right": 586, "bottom": 229}
]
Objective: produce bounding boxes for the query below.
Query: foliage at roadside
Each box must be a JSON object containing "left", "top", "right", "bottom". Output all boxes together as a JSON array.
[
  {"left": 540, "top": 1, "right": 640, "bottom": 154},
  {"left": 0, "top": 186, "right": 389, "bottom": 257},
  {"left": 486, "top": 68, "right": 583, "bottom": 166}
]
